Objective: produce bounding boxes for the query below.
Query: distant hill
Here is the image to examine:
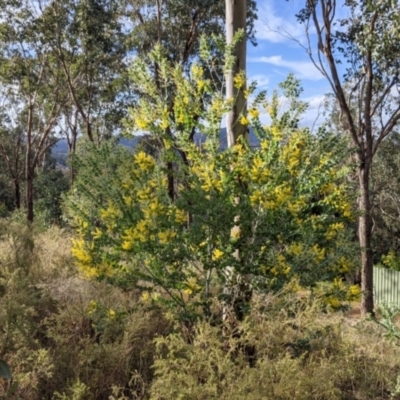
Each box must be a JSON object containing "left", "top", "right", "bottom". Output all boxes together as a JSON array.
[
  {"left": 213, "top": 127, "right": 259, "bottom": 149},
  {"left": 52, "top": 140, "right": 70, "bottom": 154},
  {"left": 51, "top": 129, "right": 259, "bottom": 163}
]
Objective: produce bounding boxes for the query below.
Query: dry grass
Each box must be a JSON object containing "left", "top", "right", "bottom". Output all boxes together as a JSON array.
[{"left": 1, "top": 220, "right": 400, "bottom": 399}]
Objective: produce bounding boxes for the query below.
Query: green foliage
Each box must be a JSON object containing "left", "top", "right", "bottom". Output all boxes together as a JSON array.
[
  {"left": 372, "top": 133, "right": 400, "bottom": 264},
  {"left": 34, "top": 157, "right": 70, "bottom": 227},
  {"left": 53, "top": 380, "right": 90, "bottom": 400},
  {"left": 125, "top": 0, "right": 258, "bottom": 63},
  {"left": 65, "top": 44, "right": 358, "bottom": 320},
  {"left": 371, "top": 303, "right": 400, "bottom": 341}
]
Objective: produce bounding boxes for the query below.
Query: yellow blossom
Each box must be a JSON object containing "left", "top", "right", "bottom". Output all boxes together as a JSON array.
[
  {"left": 327, "top": 296, "right": 341, "bottom": 308},
  {"left": 141, "top": 291, "right": 150, "bottom": 302},
  {"left": 197, "top": 80, "right": 206, "bottom": 90},
  {"left": 240, "top": 115, "right": 249, "bottom": 126},
  {"left": 260, "top": 139, "right": 269, "bottom": 151},
  {"left": 71, "top": 238, "right": 92, "bottom": 264},
  {"left": 135, "top": 116, "right": 150, "bottom": 130},
  {"left": 183, "top": 276, "right": 201, "bottom": 295},
  {"left": 212, "top": 248, "right": 224, "bottom": 261},
  {"left": 87, "top": 300, "right": 97, "bottom": 315},
  {"left": 249, "top": 108, "right": 259, "bottom": 118},
  {"left": 191, "top": 64, "right": 204, "bottom": 80},
  {"left": 311, "top": 244, "right": 326, "bottom": 262},
  {"left": 337, "top": 256, "right": 352, "bottom": 273},
  {"left": 349, "top": 285, "right": 361, "bottom": 297},
  {"left": 325, "top": 222, "right": 345, "bottom": 240},
  {"left": 288, "top": 242, "right": 303, "bottom": 257},
  {"left": 270, "top": 126, "right": 283, "bottom": 140},
  {"left": 134, "top": 151, "right": 155, "bottom": 171},
  {"left": 121, "top": 240, "right": 132, "bottom": 250},
  {"left": 158, "top": 229, "right": 177, "bottom": 244},
  {"left": 92, "top": 228, "right": 103, "bottom": 240},
  {"left": 175, "top": 208, "right": 187, "bottom": 224},
  {"left": 234, "top": 71, "right": 246, "bottom": 89}
]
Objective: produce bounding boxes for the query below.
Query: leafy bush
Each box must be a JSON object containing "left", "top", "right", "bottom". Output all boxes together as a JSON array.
[{"left": 65, "top": 43, "right": 358, "bottom": 321}]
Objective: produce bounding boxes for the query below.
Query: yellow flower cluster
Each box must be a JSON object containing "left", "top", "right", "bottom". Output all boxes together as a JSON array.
[
  {"left": 281, "top": 134, "right": 305, "bottom": 175},
  {"left": 212, "top": 248, "right": 224, "bottom": 261},
  {"left": 310, "top": 244, "right": 326, "bottom": 262},
  {"left": 71, "top": 238, "right": 99, "bottom": 278},
  {"left": 287, "top": 197, "right": 307, "bottom": 215},
  {"left": 240, "top": 115, "right": 250, "bottom": 126},
  {"left": 158, "top": 229, "right": 177, "bottom": 244},
  {"left": 71, "top": 238, "right": 92, "bottom": 264},
  {"left": 287, "top": 242, "right": 304, "bottom": 257},
  {"left": 321, "top": 184, "right": 353, "bottom": 219},
  {"left": 191, "top": 64, "right": 204, "bottom": 80},
  {"left": 250, "top": 156, "right": 271, "bottom": 184},
  {"left": 122, "top": 220, "right": 150, "bottom": 249},
  {"left": 190, "top": 162, "right": 223, "bottom": 193},
  {"left": 335, "top": 256, "right": 353, "bottom": 273},
  {"left": 183, "top": 276, "right": 201, "bottom": 295},
  {"left": 134, "top": 151, "right": 155, "bottom": 171},
  {"left": 274, "top": 184, "right": 292, "bottom": 206},
  {"left": 270, "top": 254, "right": 291, "bottom": 276},
  {"left": 233, "top": 71, "right": 246, "bottom": 89},
  {"left": 325, "top": 222, "right": 345, "bottom": 240},
  {"left": 100, "top": 202, "right": 121, "bottom": 220}
]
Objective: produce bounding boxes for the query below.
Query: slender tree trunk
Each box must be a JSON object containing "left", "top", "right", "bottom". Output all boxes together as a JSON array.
[
  {"left": 26, "top": 167, "right": 34, "bottom": 223},
  {"left": 68, "top": 127, "right": 78, "bottom": 184},
  {"left": 226, "top": 0, "right": 248, "bottom": 147},
  {"left": 167, "top": 161, "right": 175, "bottom": 201},
  {"left": 14, "top": 179, "right": 20, "bottom": 209},
  {"left": 26, "top": 105, "right": 34, "bottom": 223},
  {"left": 358, "top": 157, "right": 374, "bottom": 315}
]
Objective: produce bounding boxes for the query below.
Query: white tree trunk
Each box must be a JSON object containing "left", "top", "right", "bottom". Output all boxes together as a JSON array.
[
  {"left": 224, "top": 0, "right": 249, "bottom": 323},
  {"left": 226, "top": 0, "right": 248, "bottom": 147}
]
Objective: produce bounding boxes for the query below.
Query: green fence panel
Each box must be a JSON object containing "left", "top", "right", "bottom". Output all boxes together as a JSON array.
[{"left": 374, "top": 266, "right": 400, "bottom": 306}]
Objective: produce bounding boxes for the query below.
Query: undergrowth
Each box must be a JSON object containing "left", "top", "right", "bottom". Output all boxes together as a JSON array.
[{"left": 0, "top": 220, "right": 400, "bottom": 399}]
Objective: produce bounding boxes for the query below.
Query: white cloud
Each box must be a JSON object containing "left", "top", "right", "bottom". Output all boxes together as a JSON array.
[
  {"left": 306, "top": 95, "right": 326, "bottom": 110},
  {"left": 248, "top": 55, "right": 323, "bottom": 81},
  {"left": 301, "top": 95, "right": 327, "bottom": 131},
  {"left": 255, "top": 2, "right": 306, "bottom": 44},
  {"left": 249, "top": 74, "right": 270, "bottom": 88}
]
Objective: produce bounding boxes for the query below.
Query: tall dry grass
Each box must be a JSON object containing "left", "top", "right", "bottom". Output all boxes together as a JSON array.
[{"left": 1, "top": 220, "right": 400, "bottom": 399}]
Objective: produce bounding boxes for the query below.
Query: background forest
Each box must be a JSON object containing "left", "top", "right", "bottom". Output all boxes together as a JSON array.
[{"left": 1, "top": 0, "right": 400, "bottom": 398}]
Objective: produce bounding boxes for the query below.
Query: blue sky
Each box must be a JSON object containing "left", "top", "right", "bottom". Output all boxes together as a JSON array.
[{"left": 247, "top": 0, "right": 335, "bottom": 129}]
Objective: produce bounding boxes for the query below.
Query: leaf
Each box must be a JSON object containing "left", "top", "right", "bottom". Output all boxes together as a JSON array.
[{"left": 0, "top": 359, "right": 12, "bottom": 382}]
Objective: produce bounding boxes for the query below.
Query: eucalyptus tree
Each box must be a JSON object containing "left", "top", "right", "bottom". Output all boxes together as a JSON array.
[
  {"left": 0, "top": 93, "right": 28, "bottom": 211},
  {"left": 125, "top": 0, "right": 257, "bottom": 66},
  {"left": 39, "top": 0, "right": 127, "bottom": 144},
  {"left": 0, "top": 0, "right": 68, "bottom": 222},
  {"left": 370, "top": 133, "right": 400, "bottom": 264},
  {"left": 297, "top": 0, "right": 400, "bottom": 314}
]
